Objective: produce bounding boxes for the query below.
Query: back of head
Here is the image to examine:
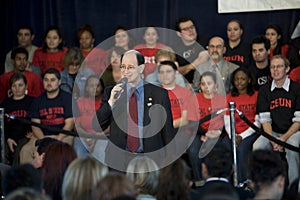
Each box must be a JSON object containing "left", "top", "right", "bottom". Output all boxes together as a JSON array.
[
  {"left": 98, "top": 173, "right": 137, "bottom": 200},
  {"left": 41, "top": 142, "right": 77, "bottom": 200},
  {"left": 202, "top": 145, "right": 233, "bottom": 178},
  {"left": 126, "top": 156, "right": 159, "bottom": 196},
  {"left": 2, "top": 164, "right": 43, "bottom": 196},
  {"left": 35, "top": 137, "right": 61, "bottom": 155},
  {"left": 156, "top": 159, "right": 191, "bottom": 200},
  {"left": 248, "top": 150, "right": 286, "bottom": 187},
  {"left": 5, "top": 188, "right": 50, "bottom": 200},
  {"left": 62, "top": 156, "right": 108, "bottom": 200}
]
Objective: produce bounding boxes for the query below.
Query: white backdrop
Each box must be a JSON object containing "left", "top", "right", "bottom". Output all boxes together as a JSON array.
[{"left": 218, "top": 0, "right": 300, "bottom": 13}]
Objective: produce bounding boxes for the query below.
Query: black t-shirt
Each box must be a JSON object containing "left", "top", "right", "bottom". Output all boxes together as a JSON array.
[
  {"left": 249, "top": 63, "right": 272, "bottom": 91},
  {"left": 224, "top": 40, "right": 251, "bottom": 68},
  {"left": 1, "top": 95, "right": 33, "bottom": 142},
  {"left": 28, "top": 90, "right": 73, "bottom": 136}
]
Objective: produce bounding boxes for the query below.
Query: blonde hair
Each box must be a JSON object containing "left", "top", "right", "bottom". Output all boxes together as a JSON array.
[
  {"left": 62, "top": 156, "right": 108, "bottom": 200},
  {"left": 155, "top": 46, "right": 176, "bottom": 63},
  {"left": 271, "top": 54, "right": 290, "bottom": 67},
  {"left": 126, "top": 156, "right": 159, "bottom": 196},
  {"left": 62, "top": 47, "right": 84, "bottom": 70}
]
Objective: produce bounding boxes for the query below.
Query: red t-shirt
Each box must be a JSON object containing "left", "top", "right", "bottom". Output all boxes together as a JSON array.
[
  {"left": 269, "top": 44, "right": 289, "bottom": 60},
  {"left": 0, "top": 71, "right": 44, "bottom": 100},
  {"left": 226, "top": 91, "right": 258, "bottom": 134},
  {"left": 289, "top": 66, "right": 300, "bottom": 84},
  {"left": 83, "top": 48, "right": 108, "bottom": 75},
  {"left": 32, "top": 47, "right": 68, "bottom": 74},
  {"left": 134, "top": 43, "right": 165, "bottom": 77},
  {"left": 165, "top": 85, "right": 193, "bottom": 121},
  {"left": 76, "top": 97, "right": 101, "bottom": 134},
  {"left": 195, "top": 93, "right": 226, "bottom": 131}
]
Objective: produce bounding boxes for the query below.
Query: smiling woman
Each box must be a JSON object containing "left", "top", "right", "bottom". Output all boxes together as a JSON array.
[{"left": 32, "top": 26, "right": 68, "bottom": 75}]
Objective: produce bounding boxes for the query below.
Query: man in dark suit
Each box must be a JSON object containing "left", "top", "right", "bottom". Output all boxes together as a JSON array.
[
  {"left": 195, "top": 145, "right": 241, "bottom": 200},
  {"left": 93, "top": 50, "right": 175, "bottom": 171}
]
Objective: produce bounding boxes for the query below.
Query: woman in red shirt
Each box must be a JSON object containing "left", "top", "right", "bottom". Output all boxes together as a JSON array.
[
  {"left": 32, "top": 26, "right": 67, "bottom": 75},
  {"left": 74, "top": 75, "right": 107, "bottom": 157},
  {"left": 225, "top": 67, "right": 260, "bottom": 183}
]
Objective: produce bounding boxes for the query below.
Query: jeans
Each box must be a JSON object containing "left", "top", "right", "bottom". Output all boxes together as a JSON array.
[
  {"left": 187, "top": 133, "right": 202, "bottom": 181},
  {"left": 236, "top": 133, "right": 259, "bottom": 183},
  {"left": 73, "top": 137, "right": 89, "bottom": 158},
  {"left": 253, "top": 131, "right": 300, "bottom": 184}
]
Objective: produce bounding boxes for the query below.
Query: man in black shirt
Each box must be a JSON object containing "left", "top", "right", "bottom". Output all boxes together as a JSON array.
[
  {"left": 254, "top": 55, "right": 300, "bottom": 185},
  {"left": 249, "top": 35, "right": 272, "bottom": 90}
]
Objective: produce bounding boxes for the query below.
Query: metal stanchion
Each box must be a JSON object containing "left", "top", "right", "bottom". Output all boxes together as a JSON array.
[
  {"left": 0, "top": 108, "right": 4, "bottom": 163},
  {"left": 229, "top": 102, "right": 238, "bottom": 187}
]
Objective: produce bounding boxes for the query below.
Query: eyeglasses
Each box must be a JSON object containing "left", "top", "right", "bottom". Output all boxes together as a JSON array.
[
  {"left": 270, "top": 65, "right": 285, "bottom": 70},
  {"left": 208, "top": 45, "right": 223, "bottom": 50},
  {"left": 120, "top": 64, "right": 137, "bottom": 71},
  {"left": 181, "top": 25, "right": 195, "bottom": 32}
]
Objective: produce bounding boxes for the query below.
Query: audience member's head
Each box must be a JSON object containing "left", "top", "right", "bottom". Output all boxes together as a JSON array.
[
  {"left": 62, "top": 47, "right": 84, "bottom": 74},
  {"left": 11, "top": 46, "right": 29, "bottom": 61},
  {"left": 77, "top": 24, "right": 95, "bottom": 52},
  {"left": 98, "top": 173, "right": 137, "bottom": 200},
  {"left": 226, "top": 19, "right": 244, "bottom": 42},
  {"left": 62, "top": 156, "right": 108, "bottom": 200},
  {"left": 5, "top": 188, "right": 50, "bottom": 200},
  {"left": 230, "top": 67, "right": 255, "bottom": 97},
  {"left": 16, "top": 25, "right": 35, "bottom": 48},
  {"left": 2, "top": 164, "right": 43, "bottom": 196},
  {"left": 126, "top": 156, "right": 159, "bottom": 196},
  {"left": 198, "top": 145, "right": 240, "bottom": 200},
  {"left": 41, "top": 142, "right": 77, "bottom": 200},
  {"left": 248, "top": 150, "right": 286, "bottom": 200},
  {"left": 107, "top": 46, "right": 126, "bottom": 69},
  {"left": 154, "top": 46, "right": 176, "bottom": 63},
  {"left": 113, "top": 26, "right": 135, "bottom": 50},
  {"left": 251, "top": 35, "right": 271, "bottom": 66},
  {"left": 42, "top": 67, "right": 61, "bottom": 80},
  {"left": 202, "top": 145, "right": 233, "bottom": 180},
  {"left": 42, "top": 26, "right": 64, "bottom": 52},
  {"left": 264, "top": 24, "right": 284, "bottom": 54},
  {"left": 32, "top": 137, "right": 61, "bottom": 169},
  {"left": 156, "top": 159, "right": 191, "bottom": 200}
]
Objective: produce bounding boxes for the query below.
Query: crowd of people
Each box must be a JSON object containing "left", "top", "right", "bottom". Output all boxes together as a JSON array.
[{"left": 0, "top": 16, "right": 300, "bottom": 200}]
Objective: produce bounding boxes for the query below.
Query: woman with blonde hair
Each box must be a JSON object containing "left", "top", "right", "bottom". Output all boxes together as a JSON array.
[
  {"left": 62, "top": 156, "right": 109, "bottom": 200},
  {"left": 126, "top": 156, "right": 159, "bottom": 200}
]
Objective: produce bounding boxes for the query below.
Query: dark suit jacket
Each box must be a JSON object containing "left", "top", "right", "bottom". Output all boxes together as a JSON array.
[
  {"left": 195, "top": 180, "right": 240, "bottom": 200},
  {"left": 93, "top": 81, "right": 175, "bottom": 167}
]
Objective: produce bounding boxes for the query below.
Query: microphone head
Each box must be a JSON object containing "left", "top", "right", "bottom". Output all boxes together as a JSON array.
[{"left": 120, "top": 77, "right": 128, "bottom": 84}]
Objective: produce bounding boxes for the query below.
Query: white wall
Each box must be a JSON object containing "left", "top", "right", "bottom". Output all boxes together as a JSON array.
[{"left": 218, "top": 0, "right": 300, "bottom": 13}]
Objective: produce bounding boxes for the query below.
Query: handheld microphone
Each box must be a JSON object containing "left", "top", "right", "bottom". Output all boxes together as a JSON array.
[{"left": 114, "top": 77, "right": 128, "bottom": 99}]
